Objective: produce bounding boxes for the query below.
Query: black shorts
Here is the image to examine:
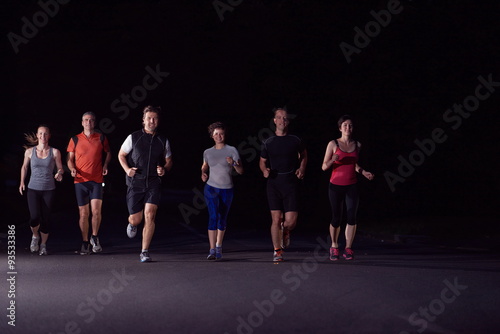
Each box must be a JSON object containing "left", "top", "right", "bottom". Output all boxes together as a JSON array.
[
  {"left": 75, "top": 181, "right": 103, "bottom": 206},
  {"left": 126, "top": 184, "right": 161, "bottom": 215},
  {"left": 266, "top": 174, "right": 299, "bottom": 212}
]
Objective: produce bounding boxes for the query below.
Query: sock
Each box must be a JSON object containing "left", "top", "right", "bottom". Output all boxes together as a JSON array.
[
  {"left": 142, "top": 249, "right": 148, "bottom": 253},
  {"left": 216, "top": 244, "right": 222, "bottom": 248}
]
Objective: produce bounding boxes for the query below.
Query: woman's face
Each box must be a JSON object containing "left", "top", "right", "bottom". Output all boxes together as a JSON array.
[
  {"left": 212, "top": 128, "right": 225, "bottom": 144},
  {"left": 339, "top": 120, "right": 353, "bottom": 136},
  {"left": 37, "top": 127, "right": 50, "bottom": 143}
]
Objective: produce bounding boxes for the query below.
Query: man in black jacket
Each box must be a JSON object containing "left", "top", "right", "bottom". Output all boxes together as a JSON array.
[{"left": 118, "top": 105, "right": 173, "bottom": 262}]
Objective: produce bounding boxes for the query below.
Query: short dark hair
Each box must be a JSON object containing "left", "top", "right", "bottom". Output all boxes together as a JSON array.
[
  {"left": 337, "top": 114, "right": 353, "bottom": 128},
  {"left": 207, "top": 121, "right": 226, "bottom": 137},
  {"left": 272, "top": 106, "right": 288, "bottom": 117}
]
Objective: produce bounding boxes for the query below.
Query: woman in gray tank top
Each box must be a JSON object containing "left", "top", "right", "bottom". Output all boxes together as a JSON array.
[{"left": 19, "top": 125, "right": 64, "bottom": 255}]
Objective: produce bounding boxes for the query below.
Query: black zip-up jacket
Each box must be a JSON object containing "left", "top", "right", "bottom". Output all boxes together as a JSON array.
[{"left": 126, "top": 129, "right": 168, "bottom": 189}]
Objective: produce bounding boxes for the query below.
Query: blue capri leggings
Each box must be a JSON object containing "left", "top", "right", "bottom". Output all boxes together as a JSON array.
[{"left": 204, "top": 184, "right": 234, "bottom": 231}]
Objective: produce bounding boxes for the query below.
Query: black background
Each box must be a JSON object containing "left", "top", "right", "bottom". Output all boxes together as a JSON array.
[{"left": 2, "top": 0, "right": 499, "bottom": 239}]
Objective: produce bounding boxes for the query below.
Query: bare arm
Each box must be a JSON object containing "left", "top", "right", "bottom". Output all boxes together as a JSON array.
[
  {"left": 118, "top": 149, "right": 137, "bottom": 177},
  {"left": 201, "top": 161, "right": 209, "bottom": 182},
  {"left": 19, "top": 148, "right": 31, "bottom": 195},
  {"left": 157, "top": 156, "right": 173, "bottom": 176},
  {"left": 296, "top": 148, "right": 307, "bottom": 179},
  {"left": 103, "top": 151, "right": 112, "bottom": 175},
  {"left": 53, "top": 148, "right": 64, "bottom": 182},
  {"left": 322, "top": 140, "right": 339, "bottom": 171},
  {"left": 233, "top": 159, "right": 244, "bottom": 175},
  {"left": 355, "top": 142, "right": 374, "bottom": 180},
  {"left": 67, "top": 151, "right": 77, "bottom": 177},
  {"left": 226, "top": 156, "right": 244, "bottom": 175},
  {"left": 259, "top": 157, "right": 270, "bottom": 178},
  {"left": 164, "top": 156, "right": 173, "bottom": 172}
]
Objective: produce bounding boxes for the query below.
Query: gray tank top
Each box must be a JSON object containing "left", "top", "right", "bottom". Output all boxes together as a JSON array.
[{"left": 28, "top": 147, "right": 56, "bottom": 191}]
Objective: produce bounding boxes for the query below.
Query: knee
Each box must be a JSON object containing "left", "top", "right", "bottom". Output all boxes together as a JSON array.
[
  {"left": 144, "top": 210, "right": 156, "bottom": 223},
  {"left": 129, "top": 213, "right": 142, "bottom": 225},
  {"left": 29, "top": 219, "right": 40, "bottom": 228},
  {"left": 330, "top": 221, "right": 341, "bottom": 228},
  {"left": 79, "top": 208, "right": 89, "bottom": 219},
  {"left": 91, "top": 208, "right": 101, "bottom": 218}
]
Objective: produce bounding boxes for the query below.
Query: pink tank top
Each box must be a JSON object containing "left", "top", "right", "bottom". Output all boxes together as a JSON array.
[{"left": 329, "top": 140, "right": 359, "bottom": 186}]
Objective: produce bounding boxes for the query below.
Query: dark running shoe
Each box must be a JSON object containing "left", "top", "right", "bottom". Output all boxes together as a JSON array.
[
  {"left": 329, "top": 247, "right": 340, "bottom": 261},
  {"left": 80, "top": 243, "right": 91, "bottom": 255},
  {"left": 343, "top": 248, "right": 354, "bottom": 260}
]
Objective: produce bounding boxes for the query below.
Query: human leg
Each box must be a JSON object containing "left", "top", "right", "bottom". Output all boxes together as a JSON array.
[
  {"left": 204, "top": 185, "right": 220, "bottom": 252},
  {"left": 78, "top": 204, "right": 90, "bottom": 242},
  {"left": 328, "top": 183, "right": 345, "bottom": 249},
  {"left": 126, "top": 187, "right": 145, "bottom": 238},
  {"left": 38, "top": 190, "right": 55, "bottom": 254},
  {"left": 90, "top": 199, "right": 103, "bottom": 237},
  {"left": 344, "top": 184, "right": 359, "bottom": 259},
  {"left": 27, "top": 189, "right": 41, "bottom": 252},
  {"left": 142, "top": 203, "right": 157, "bottom": 251},
  {"left": 216, "top": 188, "right": 233, "bottom": 255},
  {"left": 89, "top": 199, "right": 103, "bottom": 252},
  {"left": 270, "top": 210, "right": 283, "bottom": 251}
]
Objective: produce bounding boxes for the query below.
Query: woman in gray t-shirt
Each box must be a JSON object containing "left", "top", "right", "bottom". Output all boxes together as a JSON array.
[{"left": 201, "top": 122, "right": 243, "bottom": 260}]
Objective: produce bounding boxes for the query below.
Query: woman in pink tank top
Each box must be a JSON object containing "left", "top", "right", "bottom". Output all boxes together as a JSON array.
[{"left": 322, "top": 115, "right": 374, "bottom": 261}]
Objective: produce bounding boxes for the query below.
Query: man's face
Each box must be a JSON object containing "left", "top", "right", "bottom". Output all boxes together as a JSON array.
[
  {"left": 143, "top": 112, "right": 159, "bottom": 133},
  {"left": 274, "top": 109, "right": 289, "bottom": 131},
  {"left": 82, "top": 115, "right": 96, "bottom": 131}
]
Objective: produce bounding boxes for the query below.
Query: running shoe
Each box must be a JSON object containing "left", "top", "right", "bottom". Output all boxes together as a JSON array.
[
  {"left": 127, "top": 223, "right": 137, "bottom": 238},
  {"left": 343, "top": 248, "right": 354, "bottom": 260},
  {"left": 215, "top": 246, "right": 223, "bottom": 260},
  {"left": 90, "top": 236, "right": 102, "bottom": 253},
  {"left": 39, "top": 244, "right": 47, "bottom": 256},
  {"left": 273, "top": 249, "right": 284, "bottom": 262},
  {"left": 30, "top": 236, "right": 40, "bottom": 253},
  {"left": 207, "top": 248, "right": 216, "bottom": 260},
  {"left": 80, "top": 242, "right": 91, "bottom": 255},
  {"left": 329, "top": 247, "right": 340, "bottom": 261},
  {"left": 140, "top": 251, "right": 152, "bottom": 262},
  {"left": 281, "top": 223, "right": 290, "bottom": 249}
]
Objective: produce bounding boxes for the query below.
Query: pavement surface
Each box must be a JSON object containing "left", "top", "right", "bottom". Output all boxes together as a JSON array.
[{"left": 1, "top": 200, "right": 499, "bottom": 334}]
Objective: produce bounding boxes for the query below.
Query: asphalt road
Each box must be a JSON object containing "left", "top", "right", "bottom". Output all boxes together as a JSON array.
[{"left": 1, "top": 206, "right": 499, "bottom": 334}]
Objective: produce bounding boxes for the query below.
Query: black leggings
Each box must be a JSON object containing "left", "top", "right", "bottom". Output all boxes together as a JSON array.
[
  {"left": 27, "top": 189, "right": 55, "bottom": 234},
  {"left": 329, "top": 183, "right": 359, "bottom": 227}
]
